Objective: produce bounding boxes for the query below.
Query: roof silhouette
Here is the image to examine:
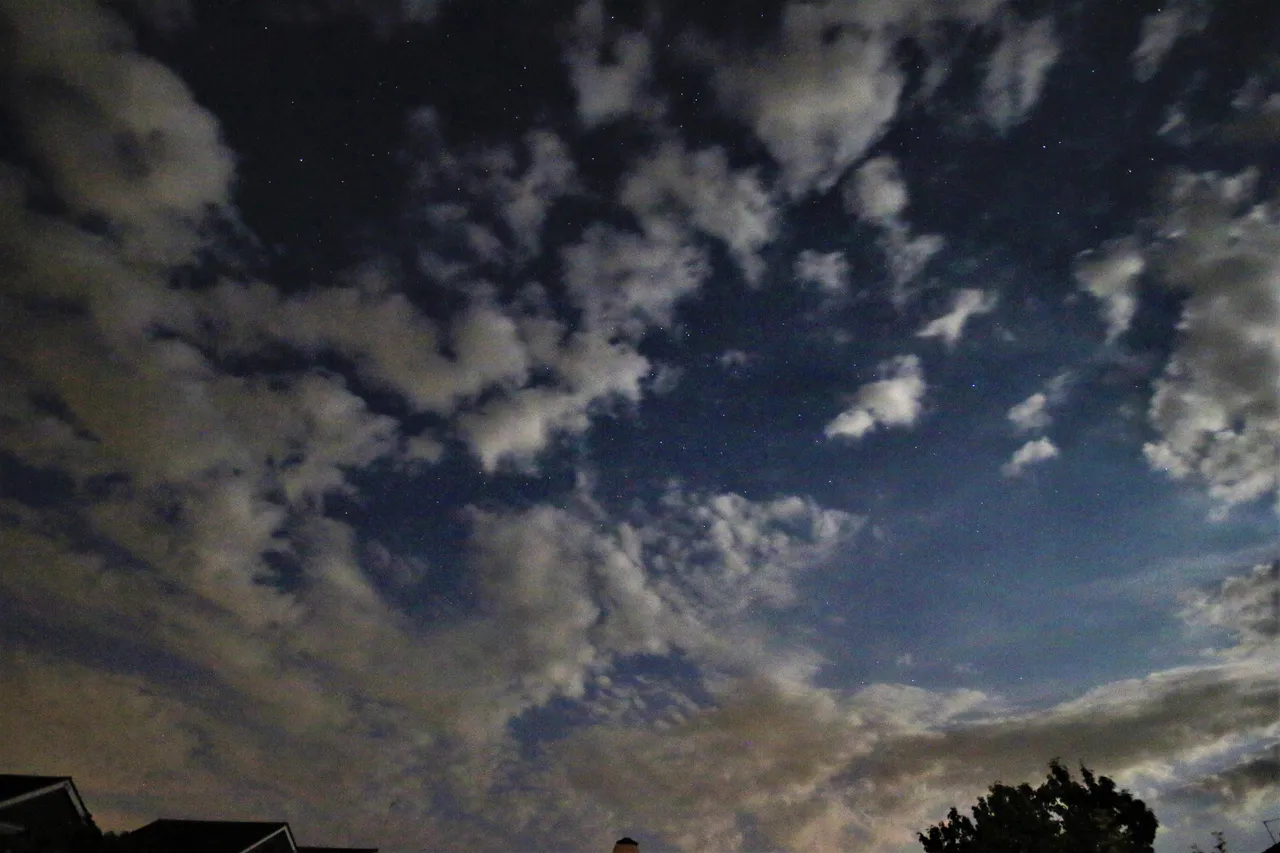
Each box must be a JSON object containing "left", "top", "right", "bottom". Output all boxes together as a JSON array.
[
  {"left": 0, "top": 776, "right": 73, "bottom": 804},
  {"left": 128, "top": 819, "right": 293, "bottom": 853}
]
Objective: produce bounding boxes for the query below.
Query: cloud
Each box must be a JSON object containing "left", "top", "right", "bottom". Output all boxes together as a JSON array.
[
  {"left": 1001, "top": 437, "right": 1059, "bottom": 477},
  {"left": 705, "top": 5, "right": 902, "bottom": 196},
  {"left": 1005, "top": 372, "right": 1071, "bottom": 435},
  {"left": 840, "top": 155, "right": 945, "bottom": 306},
  {"left": 825, "top": 355, "right": 927, "bottom": 441},
  {"left": 619, "top": 141, "right": 778, "bottom": 285},
  {"left": 444, "top": 217, "right": 713, "bottom": 471},
  {"left": 563, "top": 0, "right": 658, "bottom": 127},
  {"left": 794, "top": 250, "right": 850, "bottom": 294},
  {"left": 703, "top": 0, "right": 1006, "bottom": 196},
  {"left": 4, "top": 5, "right": 1276, "bottom": 853},
  {"left": 1142, "top": 169, "right": 1280, "bottom": 510},
  {"left": 845, "top": 155, "right": 908, "bottom": 226},
  {"left": 1172, "top": 751, "right": 1280, "bottom": 818},
  {"left": 407, "top": 112, "right": 578, "bottom": 262},
  {"left": 845, "top": 656, "right": 1279, "bottom": 851},
  {"left": 916, "top": 288, "right": 998, "bottom": 348},
  {"left": 1008, "top": 392, "right": 1050, "bottom": 433},
  {"left": 529, "top": 600, "right": 1279, "bottom": 853},
  {"left": 1075, "top": 239, "right": 1145, "bottom": 342},
  {"left": 456, "top": 331, "right": 651, "bottom": 471},
  {"left": 1179, "top": 562, "right": 1279, "bottom": 656},
  {"left": 563, "top": 219, "right": 711, "bottom": 334},
  {"left": 981, "top": 15, "right": 1061, "bottom": 131},
  {"left": 1132, "top": 3, "right": 1207, "bottom": 82},
  {"left": 1, "top": 0, "right": 233, "bottom": 261}
]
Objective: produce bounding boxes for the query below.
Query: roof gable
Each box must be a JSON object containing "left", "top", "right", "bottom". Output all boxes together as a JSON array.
[
  {"left": 128, "top": 820, "right": 296, "bottom": 853},
  {"left": 0, "top": 775, "right": 91, "bottom": 821}
]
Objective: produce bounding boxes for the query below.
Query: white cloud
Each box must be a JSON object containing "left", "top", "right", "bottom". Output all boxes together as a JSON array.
[
  {"left": 846, "top": 155, "right": 908, "bottom": 225},
  {"left": 703, "top": 0, "right": 1006, "bottom": 196},
  {"left": 707, "top": 5, "right": 904, "bottom": 196},
  {"left": 457, "top": 333, "right": 651, "bottom": 472},
  {"left": 1007, "top": 392, "right": 1049, "bottom": 433},
  {"left": 7, "top": 6, "right": 1277, "bottom": 853},
  {"left": 1, "top": 0, "right": 233, "bottom": 261},
  {"left": 212, "top": 282, "right": 532, "bottom": 414},
  {"left": 501, "top": 130, "right": 578, "bottom": 256},
  {"left": 916, "top": 288, "right": 998, "bottom": 348},
  {"left": 1005, "top": 372, "right": 1072, "bottom": 435},
  {"left": 825, "top": 355, "right": 927, "bottom": 441},
  {"left": 1132, "top": 4, "right": 1207, "bottom": 82},
  {"left": 1002, "top": 437, "right": 1059, "bottom": 477},
  {"left": 1179, "top": 562, "right": 1279, "bottom": 656},
  {"left": 981, "top": 15, "right": 1061, "bottom": 131},
  {"left": 1142, "top": 169, "right": 1280, "bottom": 510},
  {"left": 562, "top": 220, "right": 710, "bottom": 335},
  {"left": 564, "top": 0, "right": 658, "bottom": 127},
  {"left": 619, "top": 141, "right": 778, "bottom": 284},
  {"left": 882, "top": 229, "right": 947, "bottom": 306},
  {"left": 794, "top": 250, "right": 850, "bottom": 294},
  {"left": 1075, "top": 239, "right": 1145, "bottom": 342},
  {"left": 840, "top": 155, "right": 945, "bottom": 306},
  {"left": 407, "top": 113, "right": 578, "bottom": 262}
]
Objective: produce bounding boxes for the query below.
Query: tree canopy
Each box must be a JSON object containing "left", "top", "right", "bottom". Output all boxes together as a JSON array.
[{"left": 918, "top": 760, "right": 1158, "bottom": 853}]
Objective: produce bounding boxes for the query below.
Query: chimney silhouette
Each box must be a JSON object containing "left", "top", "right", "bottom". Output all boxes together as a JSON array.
[{"left": 612, "top": 838, "right": 639, "bottom": 853}]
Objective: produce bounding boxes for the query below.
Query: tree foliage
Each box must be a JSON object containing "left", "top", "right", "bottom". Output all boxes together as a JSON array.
[{"left": 918, "top": 760, "right": 1158, "bottom": 853}]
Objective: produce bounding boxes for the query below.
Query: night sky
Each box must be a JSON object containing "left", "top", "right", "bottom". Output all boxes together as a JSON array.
[{"left": 1, "top": 0, "right": 1279, "bottom": 851}]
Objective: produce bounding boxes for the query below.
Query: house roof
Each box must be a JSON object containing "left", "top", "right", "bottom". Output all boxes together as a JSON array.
[
  {"left": 0, "top": 776, "right": 72, "bottom": 805},
  {"left": 128, "top": 819, "right": 296, "bottom": 853},
  {"left": 0, "top": 775, "right": 91, "bottom": 820}
]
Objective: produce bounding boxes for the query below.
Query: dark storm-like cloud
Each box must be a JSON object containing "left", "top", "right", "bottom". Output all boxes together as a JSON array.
[{"left": 1171, "top": 752, "right": 1280, "bottom": 815}]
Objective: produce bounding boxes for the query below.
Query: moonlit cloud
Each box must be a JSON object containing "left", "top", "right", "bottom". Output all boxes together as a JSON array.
[
  {"left": 981, "top": 14, "right": 1062, "bottom": 131},
  {"left": 794, "top": 249, "right": 850, "bottom": 294},
  {"left": 840, "top": 154, "right": 945, "bottom": 306},
  {"left": 620, "top": 141, "right": 778, "bottom": 284},
  {"left": 564, "top": 0, "right": 657, "bottom": 127},
  {"left": 2, "top": 3, "right": 1276, "bottom": 853},
  {"left": 916, "top": 288, "right": 998, "bottom": 348},
  {"left": 1075, "top": 239, "right": 1145, "bottom": 342},
  {"left": 2, "top": 0, "right": 232, "bottom": 260},
  {"left": 846, "top": 155, "right": 909, "bottom": 226},
  {"left": 1132, "top": 4, "right": 1207, "bottom": 82},
  {"left": 1141, "top": 169, "right": 1280, "bottom": 510},
  {"left": 825, "top": 355, "right": 927, "bottom": 441},
  {"left": 702, "top": 0, "right": 1004, "bottom": 197},
  {"left": 1179, "top": 562, "right": 1280, "bottom": 655},
  {"left": 1007, "top": 392, "right": 1050, "bottom": 433},
  {"left": 707, "top": 7, "right": 903, "bottom": 196},
  {"left": 1001, "top": 437, "right": 1059, "bottom": 477}
]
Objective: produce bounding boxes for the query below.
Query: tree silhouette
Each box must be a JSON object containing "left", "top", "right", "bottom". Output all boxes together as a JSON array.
[{"left": 918, "top": 760, "right": 1158, "bottom": 853}]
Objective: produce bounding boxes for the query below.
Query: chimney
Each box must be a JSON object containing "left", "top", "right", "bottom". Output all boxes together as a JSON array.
[{"left": 612, "top": 838, "right": 639, "bottom": 853}]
